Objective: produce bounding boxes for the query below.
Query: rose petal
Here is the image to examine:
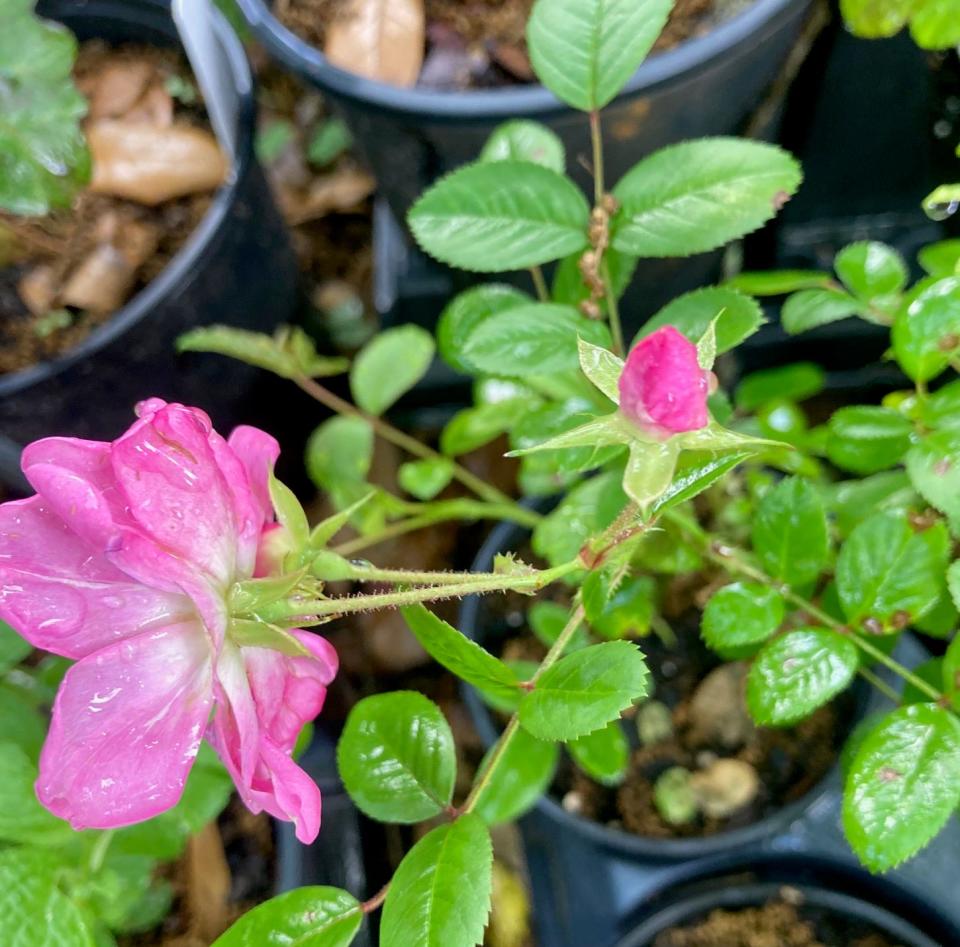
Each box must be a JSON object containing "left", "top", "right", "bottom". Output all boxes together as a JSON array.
[
  {"left": 619, "top": 326, "right": 709, "bottom": 434},
  {"left": 244, "top": 631, "right": 338, "bottom": 749},
  {"left": 37, "top": 621, "right": 214, "bottom": 830},
  {"left": 246, "top": 739, "right": 322, "bottom": 844},
  {"left": 207, "top": 640, "right": 260, "bottom": 787},
  {"left": 111, "top": 401, "right": 240, "bottom": 586},
  {"left": 0, "top": 497, "right": 191, "bottom": 658},
  {"left": 227, "top": 425, "right": 281, "bottom": 530}
]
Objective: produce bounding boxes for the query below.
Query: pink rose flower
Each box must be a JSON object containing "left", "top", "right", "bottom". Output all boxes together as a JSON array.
[
  {"left": 0, "top": 399, "right": 337, "bottom": 843},
  {"left": 618, "top": 326, "right": 711, "bottom": 436}
]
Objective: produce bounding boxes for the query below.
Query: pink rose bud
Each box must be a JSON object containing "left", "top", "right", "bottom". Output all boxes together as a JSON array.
[
  {"left": 0, "top": 400, "right": 336, "bottom": 843},
  {"left": 618, "top": 325, "right": 711, "bottom": 436}
]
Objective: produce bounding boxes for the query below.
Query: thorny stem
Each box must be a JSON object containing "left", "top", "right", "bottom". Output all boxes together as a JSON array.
[
  {"left": 279, "top": 560, "right": 581, "bottom": 621},
  {"left": 294, "top": 375, "right": 533, "bottom": 521},
  {"left": 463, "top": 602, "right": 587, "bottom": 813},
  {"left": 589, "top": 110, "right": 604, "bottom": 204},
  {"left": 338, "top": 562, "right": 558, "bottom": 587},
  {"left": 88, "top": 830, "right": 115, "bottom": 875},
  {"left": 664, "top": 509, "right": 948, "bottom": 706},
  {"left": 530, "top": 265, "right": 550, "bottom": 302},
  {"left": 588, "top": 110, "right": 625, "bottom": 356},
  {"left": 361, "top": 882, "right": 389, "bottom": 914}
]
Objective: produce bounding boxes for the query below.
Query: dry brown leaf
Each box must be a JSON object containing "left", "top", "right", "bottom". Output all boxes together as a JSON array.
[
  {"left": 60, "top": 244, "right": 138, "bottom": 313},
  {"left": 88, "top": 121, "right": 228, "bottom": 206},
  {"left": 488, "top": 861, "right": 532, "bottom": 947},
  {"left": 84, "top": 61, "right": 153, "bottom": 119},
  {"left": 121, "top": 82, "right": 175, "bottom": 127},
  {"left": 183, "top": 823, "right": 232, "bottom": 943},
  {"left": 324, "top": 0, "right": 425, "bottom": 88},
  {"left": 17, "top": 264, "right": 59, "bottom": 316},
  {"left": 283, "top": 166, "right": 376, "bottom": 225}
]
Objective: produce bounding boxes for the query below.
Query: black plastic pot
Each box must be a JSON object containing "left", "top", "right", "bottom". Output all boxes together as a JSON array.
[
  {"left": 275, "top": 730, "right": 373, "bottom": 947},
  {"left": 459, "top": 513, "right": 955, "bottom": 947},
  {"left": 0, "top": 0, "right": 298, "bottom": 491},
  {"left": 616, "top": 854, "right": 955, "bottom": 947},
  {"left": 237, "top": 0, "right": 814, "bottom": 222}
]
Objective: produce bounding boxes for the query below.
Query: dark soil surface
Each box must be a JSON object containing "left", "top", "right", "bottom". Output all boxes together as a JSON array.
[
  {"left": 119, "top": 800, "right": 275, "bottom": 947},
  {"left": 276, "top": 0, "right": 743, "bottom": 90},
  {"left": 487, "top": 583, "right": 849, "bottom": 840},
  {"left": 652, "top": 893, "right": 899, "bottom": 947},
  {"left": 0, "top": 43, "right": 216, "bottom": 375}
]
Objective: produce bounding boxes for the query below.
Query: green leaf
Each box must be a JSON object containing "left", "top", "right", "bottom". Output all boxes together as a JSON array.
[
  {"left": 398, "top": 458, "right": 455, "bottom": 500},
  {"left": 0, "top": 684, "right": 45, "bottom": 757},
  {"left": 578, "top": 338, "right": 623, "bottom": 403},
  {"left": 473, "top": 728, "right": 559, "bottom": 824},
  {"left": 843, "top": 704, "right": 960, "bottom": 870},
  {"left": 835, "top": 241, "right": 907, "bottom": 302},
  {"left": 891, "top": 277, "right": 960, "bottom": 382},
  {"left": 350, "top": 325, "right": 434, "bottom": 414},
  {"left": 701, "top": 582, "right": 785, "bottom": 657},
  {"left": 0, "top": 0, "right": 90, "bottom": 215},
  {"left": 910, "top": 0, "right": 960, "bottom": 48},
  {"left": 612, "top": 139, "right": 801, "bottom": 257},
  {"left": 408, "top": 161, "right": 589, "bottom": 271},
  {"left": 437, "top": 285, "right": 531, "bottom": 374},
  {"left": 533, "top": 470, "right": 626, "bottom": 566},
  {"left": 440, "top": 401, "right": 528, "bottom": 456},
  {"left": 255, "top": 120, "right": 295, "bottom": 164},
  {"left": 635, "top": 286, "right": 765, "bottom": 352},
  {"left": 212, "top": 887, "right": 362, "bottom": 947},
  {"left": 337, "top": 692, "right": 455, "bottom": 823},
  {"left": 735, "top": 362, "right": 826, "bottom": 411},
  {"left": 827, "top": 471, "right": 917, "bottom": 538},
  {"left": 0, "top": 849, "right": 94, "bottom": 946},
  {"left": 826, "top": 406, "right": 913, "bottom": 475},
  {"left": 519, "top": 640, "right": 649, "bottom": 741},
  {"left": 402, "top": 605, "right": 521, "bottom": 703},
  {"left": 475, "top": 660, "right": 539, "bottom": 714},
  {"left": 307, "top": 118, "right": 352, "bottom": 167},
  {"left": 781, "top": 288, "right": 863, "bottom": 334},
  {"left": 380, "top": 815, "right": 492, "bottom": 947},
  {"left": 918, "top": 239, "right": 960, "bottom": 278},
  {"left": 480, "top": 119, "right": 565, "bottom": 172},
  {"left": 305, "top": 416, "right": 373, "bottom": 493},
  {"left": 526, "top": 0, "right": 672, "bottom": 111},
  {"left": 567, "top": 721, "right": 629, "bottom": 785},
  {"left": 906, "top": 430, "right": 960, "bottom": 527},
  {"left": 0, "top": 741, "right": 73, "bottom": 845},
  {"left": 529, "top": 601, "right": 590, "bottom": 652},
  {"left": 462, "top": 303, "right": 612, "bottom": 376},
  {"left": 0, "top": 620, "right": 30, "bottom": 672},
  {"left": 177, "top": 325, "right": 349, "bottom": 379},
  {"left": 724, "top": 270, "right": 834, "bottom": 296},
  {"left": 840, "top": 0, "right": 912, "bottom": 37},
  {"left": 747, "top": 628, "right": 858, "bottom": 726},
  {"left": 752, "top": 477, "right": 830, "bottom": 587},
  {"left": 588, "top": 575, "right": 658, "bottom": 640},
  {"left": 836, "top": 513, "right": 944, "bottom": 631},
  {"left": 650, "top": 450, "right": 752, "bottom": 515}
]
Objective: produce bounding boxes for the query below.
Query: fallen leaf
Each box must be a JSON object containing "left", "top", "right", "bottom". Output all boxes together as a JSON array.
[
  {"left": 61, "top": 244, "right": 137, "bottom": 312},
  {"left": 324, "top": 0, "right": 425, "bottom": 87},
  {"left": 283, "top": 166, "right": 376, "bottom": 225},
  {"left": 18, "top": 264, "right": 58, "bottom": 316},
  {"left": 183, "top": 823, "right": 232, "bottom": 943},
  {"left": 88, "top": 121, "right": 228, "bottom": 205},
  {"left": 84, "top": 61, "right": 153, "bottom": 119}
]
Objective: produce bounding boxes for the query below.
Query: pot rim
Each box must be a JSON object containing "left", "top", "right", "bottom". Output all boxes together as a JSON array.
[
  {"left": 460, "top": 507, "right": 862, "bottom": 862},
  {"left": 0, "top": 0, "right": 255, "bottom": 400},
  {"left": 236, "top": 0, "right": 809, "bottom": 120},
  {"left": 614, "top": 854, "right": 945, "bottom": 947}
]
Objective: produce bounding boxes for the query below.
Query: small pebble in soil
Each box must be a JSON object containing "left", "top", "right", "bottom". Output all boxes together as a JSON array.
[
  {"left": 687, "top": 663, "right": 755, "bottom": 749},
  {"left": 562, "top": 790, "right": 584, "bottom": 815},
  {"left": 690, "top": 758, "right": 760, "bottom": 819},
  {"left": 637, "top": 699, "right": 675, "bottom": 746}
]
